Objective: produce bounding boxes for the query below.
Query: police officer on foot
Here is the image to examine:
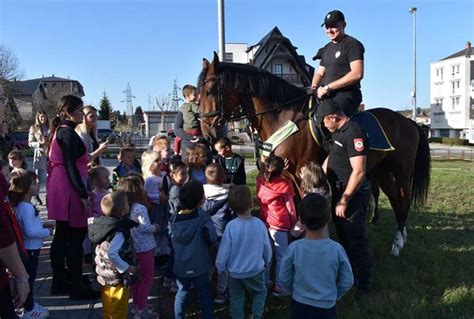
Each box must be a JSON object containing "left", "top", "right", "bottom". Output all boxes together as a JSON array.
[
  {"left": 308, "top": 10, "right": 365, "bottom": 117},
  {"left": 318, "top": 99, "right": 373, "bottom": 298}
]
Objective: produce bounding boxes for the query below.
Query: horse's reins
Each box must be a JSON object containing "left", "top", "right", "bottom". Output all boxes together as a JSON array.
[{"left": 199, "top": 75, "right": 312, "bottom": 127}]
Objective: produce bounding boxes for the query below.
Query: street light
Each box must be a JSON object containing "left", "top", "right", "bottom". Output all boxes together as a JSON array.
[{"left": 409, "top": 7, "right": 417, "bottom": 121}]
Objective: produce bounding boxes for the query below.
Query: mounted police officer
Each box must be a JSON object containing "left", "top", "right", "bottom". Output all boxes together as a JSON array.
[
  {"left": 319, "top": 99, "right": 372, "bottom": 298},
  {"left": 308, "top": 10, "right": 364, "bottom": 117}
]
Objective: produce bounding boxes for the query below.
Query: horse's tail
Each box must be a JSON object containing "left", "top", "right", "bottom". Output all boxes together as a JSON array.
[{"left": 410, "top": 123, "right": 431, "bottom": 209}]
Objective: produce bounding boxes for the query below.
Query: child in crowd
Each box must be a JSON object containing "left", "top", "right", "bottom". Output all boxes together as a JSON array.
[
  {"left": 256, "top": 154, "right": 297, "bottom": 296},
  {"left": 88, "top": 192, "right": 139, "bottom": 319},
  {"left": 162, "top": 160, "right": 188, "bottom": 292},
  {"left": 151, "top": 136, "right": 171, "bottom": 168},
  {"left": 278, "top": 194, "right": 354, "bottom": 319},
  {"left": 292, "top": 161, "right": 330, "bottom": 238},
  {"left": 202, "top": 163, "right": 233, "bottom": 304},
  {"left": 142, "top": 150, "right": 170, "bottom": 258},
  {"left": 168, "top": 160, "right": 188, "bottom": 215},
  {"left": 9, "top": 169, "right": 52, "bottom": 318},
  {"left": 185, "top": 143, "right": 208, "bottom": 184},
  {"left": 214, "top": 137, "right": 246, "bottom": 185},
  {"left": 117, "top": 176, "right": 159, "bottom": 318},
  {"left": 169, "top": 181, "right": 217, "bottom": 319},
  {"left": 0, "top": 160, "right": 28, "bottom": 267},
  {"left": 84, "top": 166, "right": 111, "bottom": 263},
  {"left": 173, "top": 85, "right": 201, "bottom": 156},
  {"left": 112, "top": 147, "right": 141, "bottom": 190},
  {"left": 89, "top": 166, "right": 111, "bottom": 218},
  {"left": 122, "top": 142, "right": 143, "bottom": 171},
  {"left": 300, "top": 161, "right": 329, "bottom": 198},
  {"left": 216, "top": 185, "right": 272, "bottom": 319},
  {"left": 8, "top": 150, "right": 28, "bottom": 172}
]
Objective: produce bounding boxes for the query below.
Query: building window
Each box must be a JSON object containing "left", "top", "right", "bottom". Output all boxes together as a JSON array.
[
  {"left": 456, "top": 64, "right": 460, "bottom": 74},
  {"left": 452, "top": 65, "right": 456, "bottom": 75},
  {"left": 224, "top": 52, "right": 233, "bottom": 62},
  {"left": 456, "top": 81, "right": 460, "bottom": 89},
  {"left": 52, "top": 83, "right": 56, "bottom": 88},
  {"left": 455, "top": 97, "right": 460, "bottom": 105},
  {"left": 435, "top": 98, "right": 443, "bottom": 106},
  {"left": 274, "top": 64, "right": 283, "bottom": 76},
  {"left": 436, "top": 67, "right": 444, "bottom": 80}
]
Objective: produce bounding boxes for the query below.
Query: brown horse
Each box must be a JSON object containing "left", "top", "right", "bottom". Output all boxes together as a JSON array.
[{"left": 198, "top": 53, "right": 430, "bottom": 256}]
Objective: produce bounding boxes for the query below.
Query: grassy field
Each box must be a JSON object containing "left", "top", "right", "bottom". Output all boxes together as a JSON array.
[{"left": 196, "top": 160, "right": 473, "bottom": 319}]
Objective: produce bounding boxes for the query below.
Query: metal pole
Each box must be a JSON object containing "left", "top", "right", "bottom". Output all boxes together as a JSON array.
[
  {"left": 218, "top": 0, "right": 225, "bottom": 61},
  {"left": 409, "top": 7, "right": 417, "bottom": 121}
]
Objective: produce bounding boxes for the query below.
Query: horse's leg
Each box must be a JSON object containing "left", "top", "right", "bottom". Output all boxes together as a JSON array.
[
  {"left": 370, "top": 180, "right": 380, "bottom": 225},
  {"left": 374, "top": 170, "right": 407, "bottom": 256}
]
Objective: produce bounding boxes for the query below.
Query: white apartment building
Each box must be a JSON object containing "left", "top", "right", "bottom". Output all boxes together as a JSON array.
[{"left": 430, "top": 41, "right": 474, "bottom": 142}]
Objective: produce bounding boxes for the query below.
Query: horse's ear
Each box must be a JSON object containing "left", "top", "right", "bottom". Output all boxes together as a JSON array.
[
  {"left": 212, "top": 51, "right": 220, "bottom": 65},
  {"left": 202, "top": 58, "right": 210, "bottom": 69}
]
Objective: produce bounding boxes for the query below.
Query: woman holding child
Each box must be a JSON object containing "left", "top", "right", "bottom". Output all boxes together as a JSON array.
[{"left": 46, "top": 95, "right": 98, "bottom": 300}]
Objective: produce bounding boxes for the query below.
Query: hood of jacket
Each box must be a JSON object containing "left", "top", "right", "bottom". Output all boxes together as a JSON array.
[
  {"left": 88, "top": 216, "right": 138, "bottom": 245},
  {"left": 170, "top": 209, "right": 207, "bottom": 245},
  {"left": 257, "top": 176, "right": 294, "bottom": 204}
]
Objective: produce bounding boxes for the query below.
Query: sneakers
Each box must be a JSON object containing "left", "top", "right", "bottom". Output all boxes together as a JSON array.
[
  {"left": 22, "top": 302, "right": 49, "bottom": 318},
  {"left": 214, "top": 291, "right": 227, "bottom": 304},
  {"left": 272, "top": 285, "right": 291, "bottom": 297}
]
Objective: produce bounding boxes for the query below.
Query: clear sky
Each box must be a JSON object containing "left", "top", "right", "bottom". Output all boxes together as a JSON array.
[{"left": 1, "top": 0, "right": 473, "bottom": 113}]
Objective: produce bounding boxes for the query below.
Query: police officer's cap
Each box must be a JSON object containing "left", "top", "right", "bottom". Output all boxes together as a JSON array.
[
  {"left": 321, "top": 10, "right": 345, "bottom": 27},
  {"left": 317, "top": 99, "right": 342, "bottom": 118}
]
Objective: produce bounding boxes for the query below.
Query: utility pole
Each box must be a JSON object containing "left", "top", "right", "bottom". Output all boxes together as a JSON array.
[
  {"left": 218, "top": 0, "right": 225, "bottom": 61},
  {"left": 409, "top": 7, "right": 417, "bottom": 121},
  {"left": 122, "top": 83, "right": 136, "bottom": 127},
  {"left": 170, "top": 79, "right": 181, "bottom": 111}
]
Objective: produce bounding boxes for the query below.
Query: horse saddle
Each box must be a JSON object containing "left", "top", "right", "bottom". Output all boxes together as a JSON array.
[{"left": 309, "top": 110, "right": 395, "bottom": 152}]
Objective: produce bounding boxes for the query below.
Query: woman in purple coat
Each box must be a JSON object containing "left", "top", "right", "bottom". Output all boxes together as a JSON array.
[{"left": 46, "top": 95, "right": 98, "bottom": 300}]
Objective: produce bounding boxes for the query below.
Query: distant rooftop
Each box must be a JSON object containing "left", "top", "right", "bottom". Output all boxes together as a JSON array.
[{"left": 440, "top": 41, "right": 473, "bottom": 61}]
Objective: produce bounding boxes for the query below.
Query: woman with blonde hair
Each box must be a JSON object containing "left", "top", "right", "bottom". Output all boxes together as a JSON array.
[
  {"left": 28, "top": 111, "right": 50, "bottom": 204},
  {"left": 75, "top": 105, "right": 109, "bottom": 166}
]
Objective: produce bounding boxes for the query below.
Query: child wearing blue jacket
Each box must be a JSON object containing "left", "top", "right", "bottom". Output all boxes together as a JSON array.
[
  {"left": 278, "top": 193, "right": 354, "bottom": 319},
  {"left": 169, "top": 181, "right": 217, "bottom": 319}
]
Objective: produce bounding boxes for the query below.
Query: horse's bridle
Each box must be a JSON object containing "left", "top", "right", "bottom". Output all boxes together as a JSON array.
[
  {"left": 200, "top": 75, "right": 226, "bottom": 129},
  {"left": 200, "top": 74, "right": 312, "bottom": 128}
]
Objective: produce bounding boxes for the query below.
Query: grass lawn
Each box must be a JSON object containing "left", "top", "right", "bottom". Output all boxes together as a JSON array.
[{"left": 183, "top": 160, "right": 473, "bottom": 319}]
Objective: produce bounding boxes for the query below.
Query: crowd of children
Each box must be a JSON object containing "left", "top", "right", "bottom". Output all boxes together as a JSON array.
[{"left": 1, "top": 86, "right": 356, "bottom": 319}]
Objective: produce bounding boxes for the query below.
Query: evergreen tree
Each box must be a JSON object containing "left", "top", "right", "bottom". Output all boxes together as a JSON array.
[
  {"left": 98, "top": 92, "right": 112, "bottom": 120},
  {"left": 134, "top": 106, "right": 144, "bottom": 124}
]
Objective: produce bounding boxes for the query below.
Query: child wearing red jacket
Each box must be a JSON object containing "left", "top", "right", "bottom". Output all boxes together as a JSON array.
[{"left": 256, "top": 154, "right": 296, "bottom": 297}]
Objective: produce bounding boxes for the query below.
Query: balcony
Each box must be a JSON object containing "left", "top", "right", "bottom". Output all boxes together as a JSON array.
[{"left": 275, "top": 73, "right": 301, "bottom": 84}]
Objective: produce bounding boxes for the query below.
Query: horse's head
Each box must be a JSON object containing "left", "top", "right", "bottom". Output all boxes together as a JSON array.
[{"left": 198, "top": 52, "right": 238, "bottom": 145}]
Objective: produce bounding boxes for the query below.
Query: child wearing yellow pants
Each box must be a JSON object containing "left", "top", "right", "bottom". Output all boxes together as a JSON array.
[{"left": 88, "top": 192, "right": 140, "bottom": 319}]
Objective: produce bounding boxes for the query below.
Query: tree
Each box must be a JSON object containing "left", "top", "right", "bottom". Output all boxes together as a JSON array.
[
  {"left": 0, "top": 45, "right": 24, "bottom": 84},
  {"left": 0, "top": 46, "right": 24, "bottom": 129},
  {"left": 98, "top": 92, "right": 112, "bottom": 120},
  {"left": 134, "top": 106, "right": 144, "bottom": 124}
]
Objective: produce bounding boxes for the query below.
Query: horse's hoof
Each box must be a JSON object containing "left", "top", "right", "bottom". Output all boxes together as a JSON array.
[{"left": 390, "top": 245, "right": 401, "bottom": 256}]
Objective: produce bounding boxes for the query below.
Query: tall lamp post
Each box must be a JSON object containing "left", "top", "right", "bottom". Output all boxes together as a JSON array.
[{"left": 409, "top": 7, "right": 417, "bottom": 121}]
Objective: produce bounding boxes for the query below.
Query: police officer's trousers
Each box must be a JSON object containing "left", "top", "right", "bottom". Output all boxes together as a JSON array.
[{"left": 332, "top": 186, "right": 373, "bottom": 291}]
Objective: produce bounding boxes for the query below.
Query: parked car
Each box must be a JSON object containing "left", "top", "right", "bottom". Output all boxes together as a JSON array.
[
  {"left": 10, "top": 131, "right": 29, "bottom": 150},
  {"left": 97, "top": 129, "right": 115, "bottom": 143}
]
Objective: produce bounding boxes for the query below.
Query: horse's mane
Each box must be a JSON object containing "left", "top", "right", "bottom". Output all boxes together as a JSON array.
[{"left": 198, "top": 62, "right": 306, "bottom": 109}]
